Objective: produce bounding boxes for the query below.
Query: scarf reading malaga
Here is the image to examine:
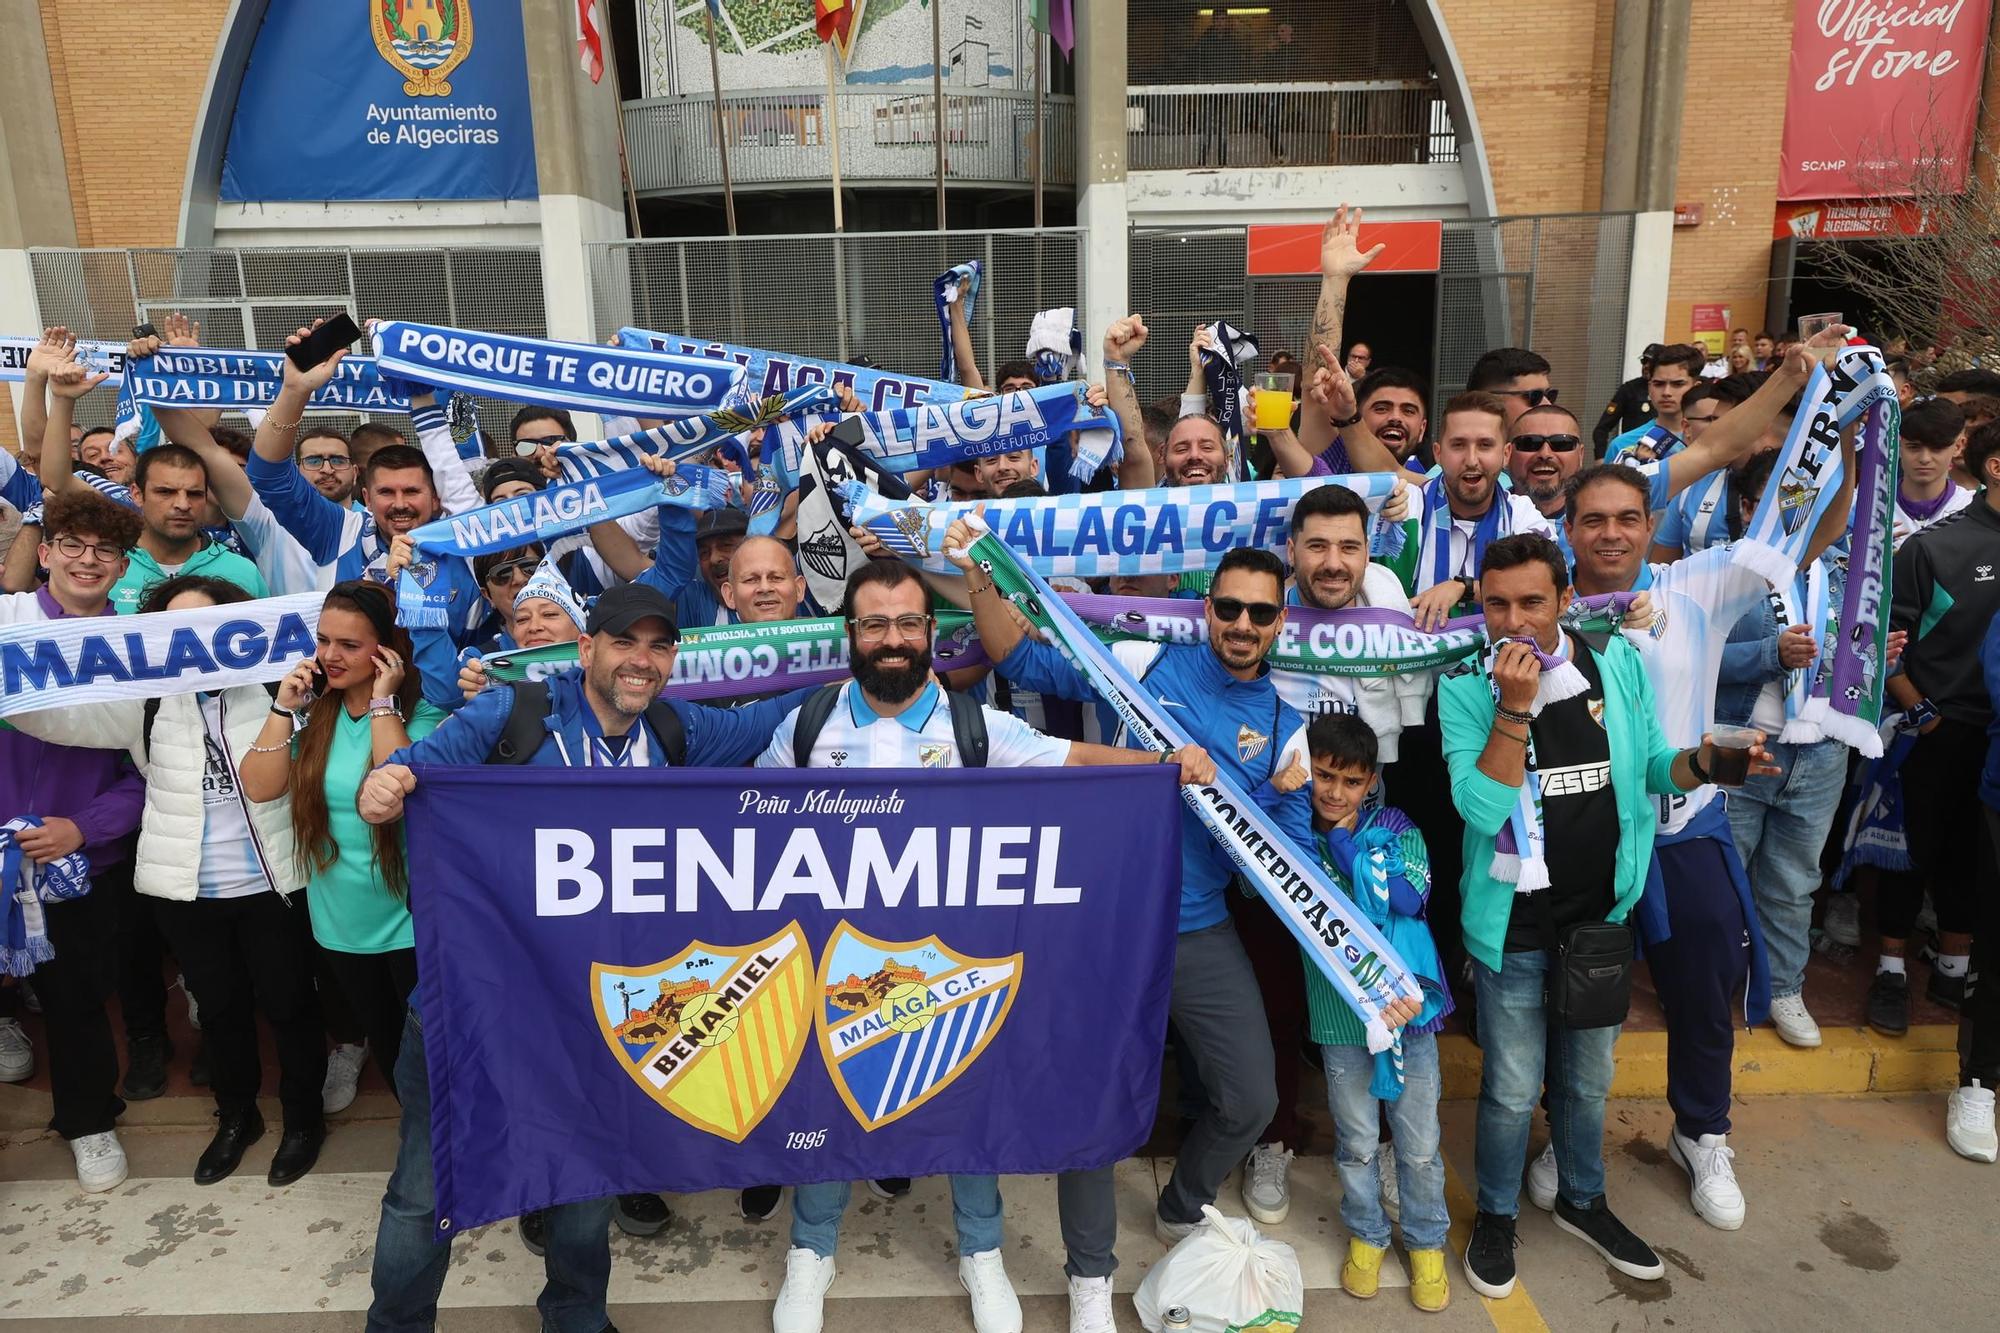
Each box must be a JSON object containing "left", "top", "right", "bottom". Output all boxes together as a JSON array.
[
  {"left": 765, "top": 382, "right": 1122, "bottom": 485},
  {"left": 967, "top": 524, "right": 1423, "bottom": 1052},
  {"left": 371, "top": 321, "right": 744, "bottom": 419},
  {"left": 407, "top": 463, "right": 736, "bottom": 560},
  {"left": 617, "top": 328, "right": 972, "bottom": 413},
  {"left": 551, "top": 385, "right": 841, "bottom": 484}
]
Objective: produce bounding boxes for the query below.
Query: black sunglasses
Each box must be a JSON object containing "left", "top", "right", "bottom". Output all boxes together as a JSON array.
[
  {"left": 1501, "top": 387, "right": 1560, "bottom": 407},
  {"left": 1209, "top": 596, "right": 1283, "bottom": 627},
  {"left": 1510, "top": 432, "right": 1582, "bottom": 453}
]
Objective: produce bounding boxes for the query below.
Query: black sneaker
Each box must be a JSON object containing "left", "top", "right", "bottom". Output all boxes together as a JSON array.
[
  {"left": 1462, "top": 1210, "right": 1518, "bottom": 1299},
  {"left": 519, "top": 1209, "right": 547, "bottom": 1256},
  {"left": 1928, "top": 970, "right": 1967, "bottom": 1011},
  {"left": 867, "top": 1177, "right": 912, "bottom": 1200},
  {"left": 740, "top": 1184, "right": 783, "bottom": 1221},
  {"left": 1867, "top": 970, "right": 1911, "bottom": 1036},
  {"left": 121, "top": 1033, "right": 171, "bottom": 1101},
  {"left": 614, "top": 1192, "right": 671, "bottom": 1237},
  {"left": 1552, "top": 1196, "right": 1664, "bottom": 1280}
]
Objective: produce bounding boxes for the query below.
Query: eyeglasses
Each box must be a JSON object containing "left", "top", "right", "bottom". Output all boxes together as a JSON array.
[
  {"left": 484, "top": 558, "right": 537, "bottom": 587},
  {"left": 50, "top": 535, "right": 123, "bottom": 562},
  {"left": 1509, "top": 433, "right": 1582, "bottom": 454},
  {"left": 1499, "top": 387, "right": 1560, "bottom": 407},
  {"left": 299, "top": 454, "right": 353, "bottom": 471},
  {"left": 1682, "top": 412, "right": 1721, "bottom": 426},
  {"left": 1209, "top": 596, "right": 1282, "bottom": 627},
  {"left": 848, "top": 614, "right": 933, "bottom": 642},
  {"left": 513, "top": 434, "right": 571, "bottom": 457}
]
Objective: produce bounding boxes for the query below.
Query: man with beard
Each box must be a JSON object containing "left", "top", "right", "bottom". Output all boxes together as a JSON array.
[
  {"left": 357, "top": 584, "right": 819, "bottom": 1333},
  {"left": 294, "top": 427, "right": 359, "bottom": 505},
  {"left": 759, "top": 559, "right": 1211, "bottom": 1333},
  {"left": 1545, "top": 447, "right": 1853, "bottom": 1237},
  {"left": 960, "top": 542, "right": 1417, "bottom": 1333},
  {"left": 247, "top": 324, "right": 486, "bottom": 642}
]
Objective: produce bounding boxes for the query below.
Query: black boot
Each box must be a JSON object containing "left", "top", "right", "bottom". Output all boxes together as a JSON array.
[
  {"left": 122, "top": 1032, "right": 172, "bottom": 1101},
  {"left": 268, "top": 1122, "right": 326, "bottom": 1187},
  {"left": 194, "top": 1109, "right": 265, "bottom": 1185}
]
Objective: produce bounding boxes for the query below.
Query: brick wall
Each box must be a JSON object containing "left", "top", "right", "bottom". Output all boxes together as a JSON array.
[
  {"left": 1661, "top": 0, "right": 1797, "bottom": 343},
  {"left": 38, "top": 0, "right": 232, "bottom": 248}
]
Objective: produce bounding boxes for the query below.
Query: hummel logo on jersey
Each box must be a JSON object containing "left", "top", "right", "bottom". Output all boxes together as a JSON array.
[
  {"left": 1977, "top": 564, "right": 1994, "bottom": 582},
  {"left": 1237, "top": 725, "right": 1270, "bottom": 764},
  {"left": 1539, "top": 761, "right": 1611, "bottom": 796}
]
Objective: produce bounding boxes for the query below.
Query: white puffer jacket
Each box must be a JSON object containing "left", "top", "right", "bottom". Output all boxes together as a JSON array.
[{"left": 6, "top": 686, "right": 299, "bottom": 902}]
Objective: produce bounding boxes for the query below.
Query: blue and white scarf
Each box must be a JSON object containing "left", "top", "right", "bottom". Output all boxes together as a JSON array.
[
  {"left": 1027, "top": 307, "right": 1084, "bottom": 384},
  {"left": 768, "top": 382, "right": 1122, "bottom": 485},
  {"left": 371, "top": 322, "right": 743, "bottom": 419},
  {"left": 1835, "top": 721, "right": 1918, "bottom": 886},
  {"left": 114, "top": 347, "right": 410, "bottom": 442},
  {"left": 934, "top": 260, "right": 982, "bottom": 381},
  {"left": 553, "top": 385, "right": 840, "bottom": 484},
  {"left": 1423, "top": 476, "right": 1507, "bottom": 590},
  {"left": 2, "top": 818, "right": 93, "bottom": 977},
  {"left": 848, "top": 473, "right": 1401, "bottom": 578},
  {"left": 1773, "top": 558, "right": 1836, "bottom": 741},
  {"left": 0, "top": 336, "right": 131, "bottom": 385},
  {"left": 618, "top": 328, "right": 972, "bottom": 412},
  {"left": 1199, "top": 319, "right": 1260, "bottom": 481},
  {"left": 408, "top": 463, "right": 736, "bottom": 559}
]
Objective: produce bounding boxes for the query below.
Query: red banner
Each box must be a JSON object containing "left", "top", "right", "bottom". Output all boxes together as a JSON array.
[
  {"left": 1245, "top": 222, "right": 1443, "bottom": 276},
  {"left": 1777, "top": 0, "right": 1992, "bottom": 201}
]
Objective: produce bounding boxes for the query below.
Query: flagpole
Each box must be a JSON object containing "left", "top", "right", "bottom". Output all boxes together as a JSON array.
[
  {"left": 823, "top": 41, "right": 846, "bottom": 233},
  {"left": 825, "top": 38, "right": 851, "bottom": 360},
  {"left": 932, "top": 0, "right": 947, "bottom": 231},
  {"left": 702, "top": 5, "right": 739, "bottom": 236},
  {"left": 1032, "top": 23, "right": 1045, "bottom": 228}
]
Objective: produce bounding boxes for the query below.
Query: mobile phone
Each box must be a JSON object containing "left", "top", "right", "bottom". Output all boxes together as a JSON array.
[
  {"left": 132, "top": 322, "right": 158, "bottom": 340},
  {"left": 286, "top": 312, "right": 364, "bottom": 370}
]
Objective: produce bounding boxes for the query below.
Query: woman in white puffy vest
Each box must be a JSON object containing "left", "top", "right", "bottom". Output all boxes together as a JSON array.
[{"left": 8, "top": 574, "right": 327, "bottom": 1188}]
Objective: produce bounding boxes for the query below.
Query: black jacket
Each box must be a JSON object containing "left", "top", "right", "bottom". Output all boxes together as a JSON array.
[
  {"left": 1593, "top": 376, "right": 1654, "bottom": 453},
  {"left": 1890, "top": 500, "right": 2000, "bottom": 725}
]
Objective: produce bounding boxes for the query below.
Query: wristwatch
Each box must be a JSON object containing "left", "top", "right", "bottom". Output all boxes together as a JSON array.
[
  {"left": 1687, "top": 746, "right": 1713, "bottom": 785},
  {"left": 1332, "top": 411, "right": 1363, "bottom": 428}
]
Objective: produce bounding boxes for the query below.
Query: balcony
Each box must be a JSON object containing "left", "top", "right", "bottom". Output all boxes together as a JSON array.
[
  {"left": 1126, "top": 81, "right": 1458, "bottom": 171},
  {"left": 621, "top": 87, "right": 1077, "bottom": 197}
]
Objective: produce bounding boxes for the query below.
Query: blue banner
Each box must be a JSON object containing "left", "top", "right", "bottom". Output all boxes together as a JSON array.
[
  {"left": 221, "top": 0, "right": 537, "bottom": 202},
  {"left": 404, "top": 765, "right": 1183, "bottom": 1231}
]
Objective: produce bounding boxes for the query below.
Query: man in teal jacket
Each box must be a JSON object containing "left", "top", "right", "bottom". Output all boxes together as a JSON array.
[{"left": 1441, "top": 533, "right": 1767, "bottom": 1302}]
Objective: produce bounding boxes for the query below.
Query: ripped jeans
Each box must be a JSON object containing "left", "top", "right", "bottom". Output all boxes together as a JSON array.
[{"left": 1319, "top": 1033, "right": 1448, "bottom": 1250}]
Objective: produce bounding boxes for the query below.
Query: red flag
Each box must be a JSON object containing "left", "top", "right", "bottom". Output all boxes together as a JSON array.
[
  {"left": 815, "top": 0, "right": 857, "bottom": 57},
  {"left": 577, "top": 0, "right": 604, "bottom": 84}
]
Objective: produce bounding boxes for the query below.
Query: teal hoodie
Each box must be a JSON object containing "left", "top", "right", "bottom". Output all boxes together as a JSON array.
[
  {"left": 110, "top": 540, "right": 269, "bottom": 613},
  {"left": 1439, "top": 631, "right": 1688, "bottom": 972}
]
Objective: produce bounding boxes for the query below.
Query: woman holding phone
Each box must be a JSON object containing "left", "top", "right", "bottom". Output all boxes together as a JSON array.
[{"left": 240, "top": 580, "right": 445, "bottom": 1094}]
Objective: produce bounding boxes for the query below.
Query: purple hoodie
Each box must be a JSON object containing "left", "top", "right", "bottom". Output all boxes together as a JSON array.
[{"left": 0, "top": 588, "right": 144, "bottom": 869}]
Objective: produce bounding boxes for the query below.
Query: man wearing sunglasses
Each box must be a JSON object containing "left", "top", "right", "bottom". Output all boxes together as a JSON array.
[
  {"left": 963, "top": 543, "right": 1320, "bottom": 1300},
  {"left": 1467, "top": 348, "right": 1557, "bottom": 431},
  {"left": 1506, "top": 405, "right": 1591, "bottom": 541}
]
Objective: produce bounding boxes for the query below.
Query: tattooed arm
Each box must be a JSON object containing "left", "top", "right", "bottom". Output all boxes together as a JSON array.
[{"left": 1309, "top": 205, "right": 1385, "bottom": 378}]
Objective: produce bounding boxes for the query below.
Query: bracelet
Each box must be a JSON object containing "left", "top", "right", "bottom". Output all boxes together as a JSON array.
[
  {"left": 1686, "top": 746, "right": 1713, "bottom": 785},
  {"left": 1492, "top": 726, "right": 1529, "bottom": 746},
  {"left": 369, "top": 696, "right": 401, "bottom": 716},
  {"left": 1333, "top": 412, "right": 1363, "bottom": 428},
  {"left": 269, "top": 704, "right": 294, "bottom": 722},
  {"left": 1494, "top": 705, "right": 1533, "bottom": 725},
  {"left": 263, "top": 415, "right": 304, "bottom": 433},
  {"left": 1101, "top": 359, "right": 1131, "bottom": 372},
  {"left": 369, "top": 707, "right": 404, "bottom": 722},
  {"left": 246, "top": 739, "right": 289, "bottom": 754},
  {"left": 964, "top": 578, "right": 994, "bottom": 596},
  {"left": 1157, "top": 749, "right": 1173, "bottom": 764}
]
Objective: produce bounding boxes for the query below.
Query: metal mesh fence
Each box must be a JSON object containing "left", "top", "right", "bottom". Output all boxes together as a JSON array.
[
  {"left": 26, "top": 246, "right": 547, "bottom": 448},
  {"left": 588, "top": 229, "right": 1086, "bottom": 381},
  {"left": 1131, "top": 214, "right": 1638, "bottom": 433}
]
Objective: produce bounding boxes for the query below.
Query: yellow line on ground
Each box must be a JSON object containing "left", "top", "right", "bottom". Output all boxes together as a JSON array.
[{"left": 1442, "top": 1157, "right": 1552, "bottom": 1333}]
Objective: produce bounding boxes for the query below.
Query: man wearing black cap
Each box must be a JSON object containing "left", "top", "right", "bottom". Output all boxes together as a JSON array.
[{"left": 355, "top": 581, "right": 818, "bottom": 1333}]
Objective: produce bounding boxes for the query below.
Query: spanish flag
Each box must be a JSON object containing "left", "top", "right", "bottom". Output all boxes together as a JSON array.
[{"left": 815, "top": 0, "right": 860, "bottom": 61}]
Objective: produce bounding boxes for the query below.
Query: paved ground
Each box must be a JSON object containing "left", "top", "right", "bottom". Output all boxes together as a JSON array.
[{"left": 3, "top": 1092, "right": 1989, "bottom": 1331}]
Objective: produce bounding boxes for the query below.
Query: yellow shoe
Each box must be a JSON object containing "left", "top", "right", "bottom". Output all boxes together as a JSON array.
[
  {"left": 1409, "top": 1247, "right": 1451, "bottom": 1312},
  {"left": 1341, "top": 1237, "right": 1386, "bottom": 1299}
]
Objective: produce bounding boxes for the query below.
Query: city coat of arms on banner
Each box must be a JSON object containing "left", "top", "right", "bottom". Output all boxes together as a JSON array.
[{"left": 371, "top": 0, "right": 474, "bottom": 96}]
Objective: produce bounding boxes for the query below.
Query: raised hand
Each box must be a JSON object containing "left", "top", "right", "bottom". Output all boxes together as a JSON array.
[
  {"left": 48, "top": 355, "right": 108, "bottom": 400},
  {"left": 27, "top": 327, "right": 76, "bottom": 378},
  {"left": 1270, "top": 750, "right": 1310, "bottom": 793},
  {"left": 1320, "top": 204, "right": 1386, "bottom": 279},
  {"left": 162, "top": 311, "right": 202, "bottom": 347},
  {"left": 1103, "top": 314, "right": 1149, "bottom": 363},
  {"left": 280, "top": 319, "right": 349, "bottom": 394}
]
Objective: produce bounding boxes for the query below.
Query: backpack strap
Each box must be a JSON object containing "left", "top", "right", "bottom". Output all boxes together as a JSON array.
[
  {"left": 643, "top": 699, "right": 688, "bottom": 768},
  {"left": 487, "top": 680, "right": 552, "bottom": 765},
  {"left": 790, "top": 682, "right": 849, "bottom": 766},
  {"left": 144, "top": 680, "right": 283, "bottom": 757},
  {"left": 948, "top": 691, "right": 989, "bottom": 768}
]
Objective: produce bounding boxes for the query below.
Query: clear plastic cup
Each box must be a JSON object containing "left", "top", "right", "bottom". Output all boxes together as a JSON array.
[
  {"left": 1798, "top": 312, "right": 1843, "bottom": 362},
  {"left": 1253, "top": 372, "right": 1296, "bottom": 430},
  {"left": 1707, "top": 725, "right": 1761, "bottom": 786}
]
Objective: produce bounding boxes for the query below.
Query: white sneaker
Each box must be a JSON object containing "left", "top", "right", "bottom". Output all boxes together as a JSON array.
[
  {"left": 71, "top": 1130, "right": 128, "bottom": 1193},
  {"left": 0, "top": 1017, "right": 33, "bottom": 1082},
  {"left": 1946, "top": 1081, "right": 1998, "bottom": 1163},
  {"left": 322, "top": 1042, "right": 367, "bottom": 1115},
  {"left": 1241, "top": 1140, "right": 1292, "bottom": 1224},
  {"left": 1067, "top": 1274, "right": 1114, "bottom": 1333},
  {"left": 1526, "top": 1141, "right": 1557, "bottom": 1211},
  {"left": 1379, "top": 1142, "right": 1400, "bottom": 1222},
  {"left": 772, "top": 1247, "right": 836, "bottom": 1333},
  {"left": 1822, "top": 893, "right": 1861, "bottom": 948},
  {"left": 1769, "top": 993, "right": 1823, "bottom": 1048},
  {"left": 1669, "top": 1129, "right": 1745, "bottom": 1230},
  {"left": 1154, "top": 1211, "right": 1201, "bottom": 1247},
  {"left": 958, "top": 1249, "right": 1023, "bottom": 1333}
]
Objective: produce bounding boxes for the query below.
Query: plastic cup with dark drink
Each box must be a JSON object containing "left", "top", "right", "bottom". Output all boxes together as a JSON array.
[{"left": 1707, "top": 726, "right": 1759, "bottom": 787}]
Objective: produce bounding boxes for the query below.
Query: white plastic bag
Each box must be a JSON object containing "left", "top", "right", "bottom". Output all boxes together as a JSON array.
[{"left": 1133, "top": 1205, "right": 1306, "bottom": 1333}]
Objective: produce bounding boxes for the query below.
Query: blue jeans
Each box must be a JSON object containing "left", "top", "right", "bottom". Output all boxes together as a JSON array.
[
  {"left": 1321, "top": 1034, "right": 1449, "bottom": 1250},
  {"left": 367, "top": 1007, "right": 614, "bottom": 1333},
  {"left": 1472, "top": 950, "right": 1619, "bottom": 1216},
  {"left": 1725, "top": 738, "right": 1847, "bottom": 997},
  {"left": 791, "top": 1174, "right": 1003, "bottom": 1258}
]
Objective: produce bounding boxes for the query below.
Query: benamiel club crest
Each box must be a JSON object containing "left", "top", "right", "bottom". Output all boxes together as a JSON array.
[
  {"left": 591, "top": 924, "right": 812, "bottom": 1143},
  {"left": 814, "top": 924, "right": 1021, "bottom": 1131},
  {"left": 372, "top": 0, "right": 473, "bottom": 97}
]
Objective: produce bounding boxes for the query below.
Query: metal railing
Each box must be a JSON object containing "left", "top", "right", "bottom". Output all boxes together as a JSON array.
[
  {"left": 622, "top": 87, "right": 1077, "bottom": 195},
  {"left": 1125, "top": 81, "right": 1457, "bottom": 171}
]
